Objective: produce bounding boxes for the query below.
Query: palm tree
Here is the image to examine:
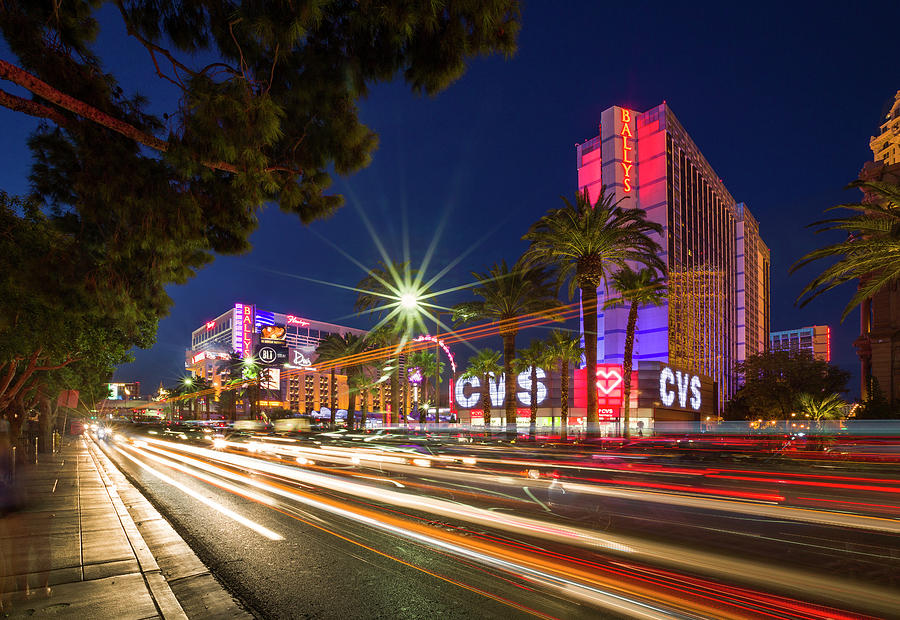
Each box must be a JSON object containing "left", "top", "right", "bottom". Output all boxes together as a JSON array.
[
  {"left": 797, "top": 392, "right": 847, "bottom": 429},
  {"left": 316, "top": 333, "right": 349, "bottom": 429},
  {"left": 461, "top": 349, "right": 503, "bottom": 432},
  {"left": 792, "top": 180, "right": 900, "bottom": 320},
  {"left": 453, "top": 259, "right": 562, "bottom": 436},
  {"left": 316, "top": 332, "right": 369, "bottom": 430},
  {"left": 545, "top": 330, "right": 582, "bottom": 442},
  {"left": 167, "top": 381, "right": 188, "bottom": 420},
  {"left": 603, "top": 266, "right": 667, "bottom": 438},
  {"left": 351, "top": 371, "right": 381, "bottom": 430},
  {"left": 513, "top": 340, "right": 549, "bottom": 441},
  {"left": 356, "top": 261, "right": 429, "bottom": 426},
  {"left": 522, "top": 187, "right": 663, "bottom": 437},
  {"left": 191, "top": 376, "right": 213, "bottom": 419},
  {"left": 406, "top": 350, "right": 445, "bottom": 423}
]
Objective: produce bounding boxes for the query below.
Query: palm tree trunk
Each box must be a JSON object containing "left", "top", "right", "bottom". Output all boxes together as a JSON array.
[
  {"left": 529, "top": 365, "right": 537, "bottom": 441},
  {"left": 361, "top": 392, "right": 368, "bottom": 428},
  {"left": 560, "top": 360, "right": 569, "bottom": 442},
  {"left": 347, "top": 388, "right": 355, "bottom": 432},
  {"left": 390, "top": 359, "right": 399, "bottom": 426},
  {"left": 622, "top": 301, "right": 638, "bottom": 439},
  {"left": 502, "top": 332, "right": 517, "bottom": 437},
  {"left": 481, "top": 373, "right": 492, "bottom": 432},
  {"left": 330, "top": 368, "right": 337, "bottom": 429},
  {"left": 582, "top": 286, "right": 599, "bottom": 437}
]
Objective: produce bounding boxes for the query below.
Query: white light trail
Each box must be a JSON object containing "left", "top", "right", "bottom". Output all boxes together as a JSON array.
[{"left": 112, "top": 445, "right": 284, "bottom": 541}]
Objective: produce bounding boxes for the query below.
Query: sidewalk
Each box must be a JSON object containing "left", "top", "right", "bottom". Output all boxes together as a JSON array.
[{"left": 0, "top": 436, "right": 251, "bottom": 619}]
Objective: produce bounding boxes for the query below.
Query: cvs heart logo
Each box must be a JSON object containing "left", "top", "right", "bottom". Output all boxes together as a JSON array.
[{"left": 595, "top": 368, "right": 623, "bottom": 395}]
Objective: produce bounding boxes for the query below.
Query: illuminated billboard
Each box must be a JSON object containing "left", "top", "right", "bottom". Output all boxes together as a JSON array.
[
  {"left": 259, "top": 325, "right": 286, "bottom": 343},
  {"left": 255, "top": 343, "right": 288, "bottom": 366},
  {"left": 573, "top": 364, "right": 637, "bottom": 414}
]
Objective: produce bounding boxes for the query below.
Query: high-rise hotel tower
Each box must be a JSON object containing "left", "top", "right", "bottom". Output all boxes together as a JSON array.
[{"left": 577, "top": 102, "right": 770, "bottom": 405}]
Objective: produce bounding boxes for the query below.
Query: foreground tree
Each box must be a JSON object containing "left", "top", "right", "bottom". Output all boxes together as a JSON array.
[
  {"left": 724, "top": 350, "right": 850, "bottom": 421},
  {"left": 0, "top": 193, "right": 151, "bottom": 442},
  {"left": 603, "top": 266, "right": 667, "bottom": 438},
  {"left": 0, "top": 1, "right": 520, "bottom": 246},
  {"left": 545, "top": 330, "right": 582, "bottom": 442},
  {"left": 453, "top": 260, "right": 561, "bottom": 436},
  {"left": 522, "top": 187, "right": 663, "bottom": 437},
  {"left": 461, "top": 349, "right": 503, "bottom": 432},
  {"left": 793, "top": 180, "right": 900, "bottom": 320}
]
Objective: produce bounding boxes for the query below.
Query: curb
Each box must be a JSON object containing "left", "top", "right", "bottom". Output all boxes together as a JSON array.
[
  {"left": 86, "top": 437, "right": 189, "bottom": 620},
  {"left": 87, "top": 437, "right": 253, "bottom": 619}
]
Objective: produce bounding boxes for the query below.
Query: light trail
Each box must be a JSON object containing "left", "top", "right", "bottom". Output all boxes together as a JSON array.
[
  {"left": 117, "top": 440, "right": 788, "bottom": 618},
  {"left": 110, "top": 444, "right": 284, "bottom": 541},
  {"left": 211, "top": 435, "right": 900, "bottom": 533},
  {"left": 121, "top": 436, "right": 900, "bottom": 616}
]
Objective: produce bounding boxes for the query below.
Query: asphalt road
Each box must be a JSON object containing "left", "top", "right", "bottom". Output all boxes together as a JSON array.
[{"left": 95, "top": 432, "right": 900, "bottom": 619}]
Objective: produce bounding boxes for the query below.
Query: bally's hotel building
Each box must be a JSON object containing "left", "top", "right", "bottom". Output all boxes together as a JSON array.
[{"left": 577, "top": 103, "right": 770, "bottom": 405}]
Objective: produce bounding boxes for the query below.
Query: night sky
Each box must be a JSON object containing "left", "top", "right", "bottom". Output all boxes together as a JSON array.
[{"left": 2, "top": 3, "right": 897, "bottom": 398}]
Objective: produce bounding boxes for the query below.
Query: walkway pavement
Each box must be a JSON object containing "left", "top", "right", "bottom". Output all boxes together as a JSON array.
[{"left": 0, "top": 436, "right": 251, "bottom": 619}]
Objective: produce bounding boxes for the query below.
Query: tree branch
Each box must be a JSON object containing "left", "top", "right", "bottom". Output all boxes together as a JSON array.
[
  {"left": 0, "top": 350, "right": 40, "bottom": 410},
  {"left": 0, "top": 87, "right": 69, "bottom": 125},
  {"left": 0, "top": 58, "right": 248, "bottom": 174}
]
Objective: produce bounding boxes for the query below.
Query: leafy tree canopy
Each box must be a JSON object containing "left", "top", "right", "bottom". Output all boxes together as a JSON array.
[
  {"left": 0, "top": 0, "right": 520, "bottom": 313},
  {"left": 723, "top": 349, "right": 850, "bottom": 421},
  {"left": 0, "top": 192, "right": 153, "bottom": 431}
]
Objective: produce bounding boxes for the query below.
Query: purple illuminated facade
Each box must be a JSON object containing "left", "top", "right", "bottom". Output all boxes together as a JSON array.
[{"left": 576, "top": 103, "right": 770, "bottom": 406}]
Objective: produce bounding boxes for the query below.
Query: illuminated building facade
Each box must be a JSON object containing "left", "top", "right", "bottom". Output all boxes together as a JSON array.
[
  {"left": 769, "top": 325, "right": 831, "bottom": 362},
  {"left": 576, "top": 102, "right": 770, "bottom": 410},
  {"left": 855, "top": 94, "right": 900, "bottom": 404},
  {"left": 736, "top": 204, "right": 771, "bottom": 361},
  {"left": 187, "top": 304, "right": 366, "bottom": 415},
  {"left": 870, "top": 91, "right": 900, "bottom": 166}
]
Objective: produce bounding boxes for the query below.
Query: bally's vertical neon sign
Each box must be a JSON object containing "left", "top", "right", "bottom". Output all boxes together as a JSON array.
[
  {"left": 241, "top": 304, "right": 254, "bottom": 358},
  {"left": 620, "top": 109, "right": 634, "bottom": 193}
]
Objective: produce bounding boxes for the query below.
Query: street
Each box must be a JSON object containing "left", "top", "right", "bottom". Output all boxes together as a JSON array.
[{"left": 95, "top": 430, "right": 900, "bottom": 619}]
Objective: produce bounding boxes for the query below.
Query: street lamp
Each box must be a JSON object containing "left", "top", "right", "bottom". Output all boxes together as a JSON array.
[{"left": 400, "top": 293, "right": 419, "bottom": 310}]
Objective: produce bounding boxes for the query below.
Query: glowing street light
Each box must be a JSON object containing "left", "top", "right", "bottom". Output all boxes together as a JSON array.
[{"left": 400, "top": 292, "right": 419, "bottom": 310}]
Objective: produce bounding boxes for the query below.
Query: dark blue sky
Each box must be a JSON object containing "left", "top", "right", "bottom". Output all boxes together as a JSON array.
[{"left": 2, "top": 3, "right": 897, "bottom": 397}]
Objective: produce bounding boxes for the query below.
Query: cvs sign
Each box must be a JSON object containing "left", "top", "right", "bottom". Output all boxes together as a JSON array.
[{"left": 658, "top": 366, "right": 701, "bottom": 411}]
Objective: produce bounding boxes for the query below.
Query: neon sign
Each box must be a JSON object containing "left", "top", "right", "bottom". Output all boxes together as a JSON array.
[
  {"left": 658, "top": 366, "right": 701, "bottom": 411},
  {"left": 233, "top": 304, "right": 244, "bottom": 355},
  {"left": 454, "top": 370, "right": 547, "bottom": 409},
  {"left": 286, "top": 315, "right": 310, "bottom": 327},
  {"left": 241, "top": 304, "right": 254, "bottom": 358},
  {"left": 205, "top": 321, "right": 216, "bottom": 330},
  {"left": 621, "top": 109, "right": 634, "bottom": 193},
  {"left": 407, "top": 367, "right": 424, "bottom": 384}
]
